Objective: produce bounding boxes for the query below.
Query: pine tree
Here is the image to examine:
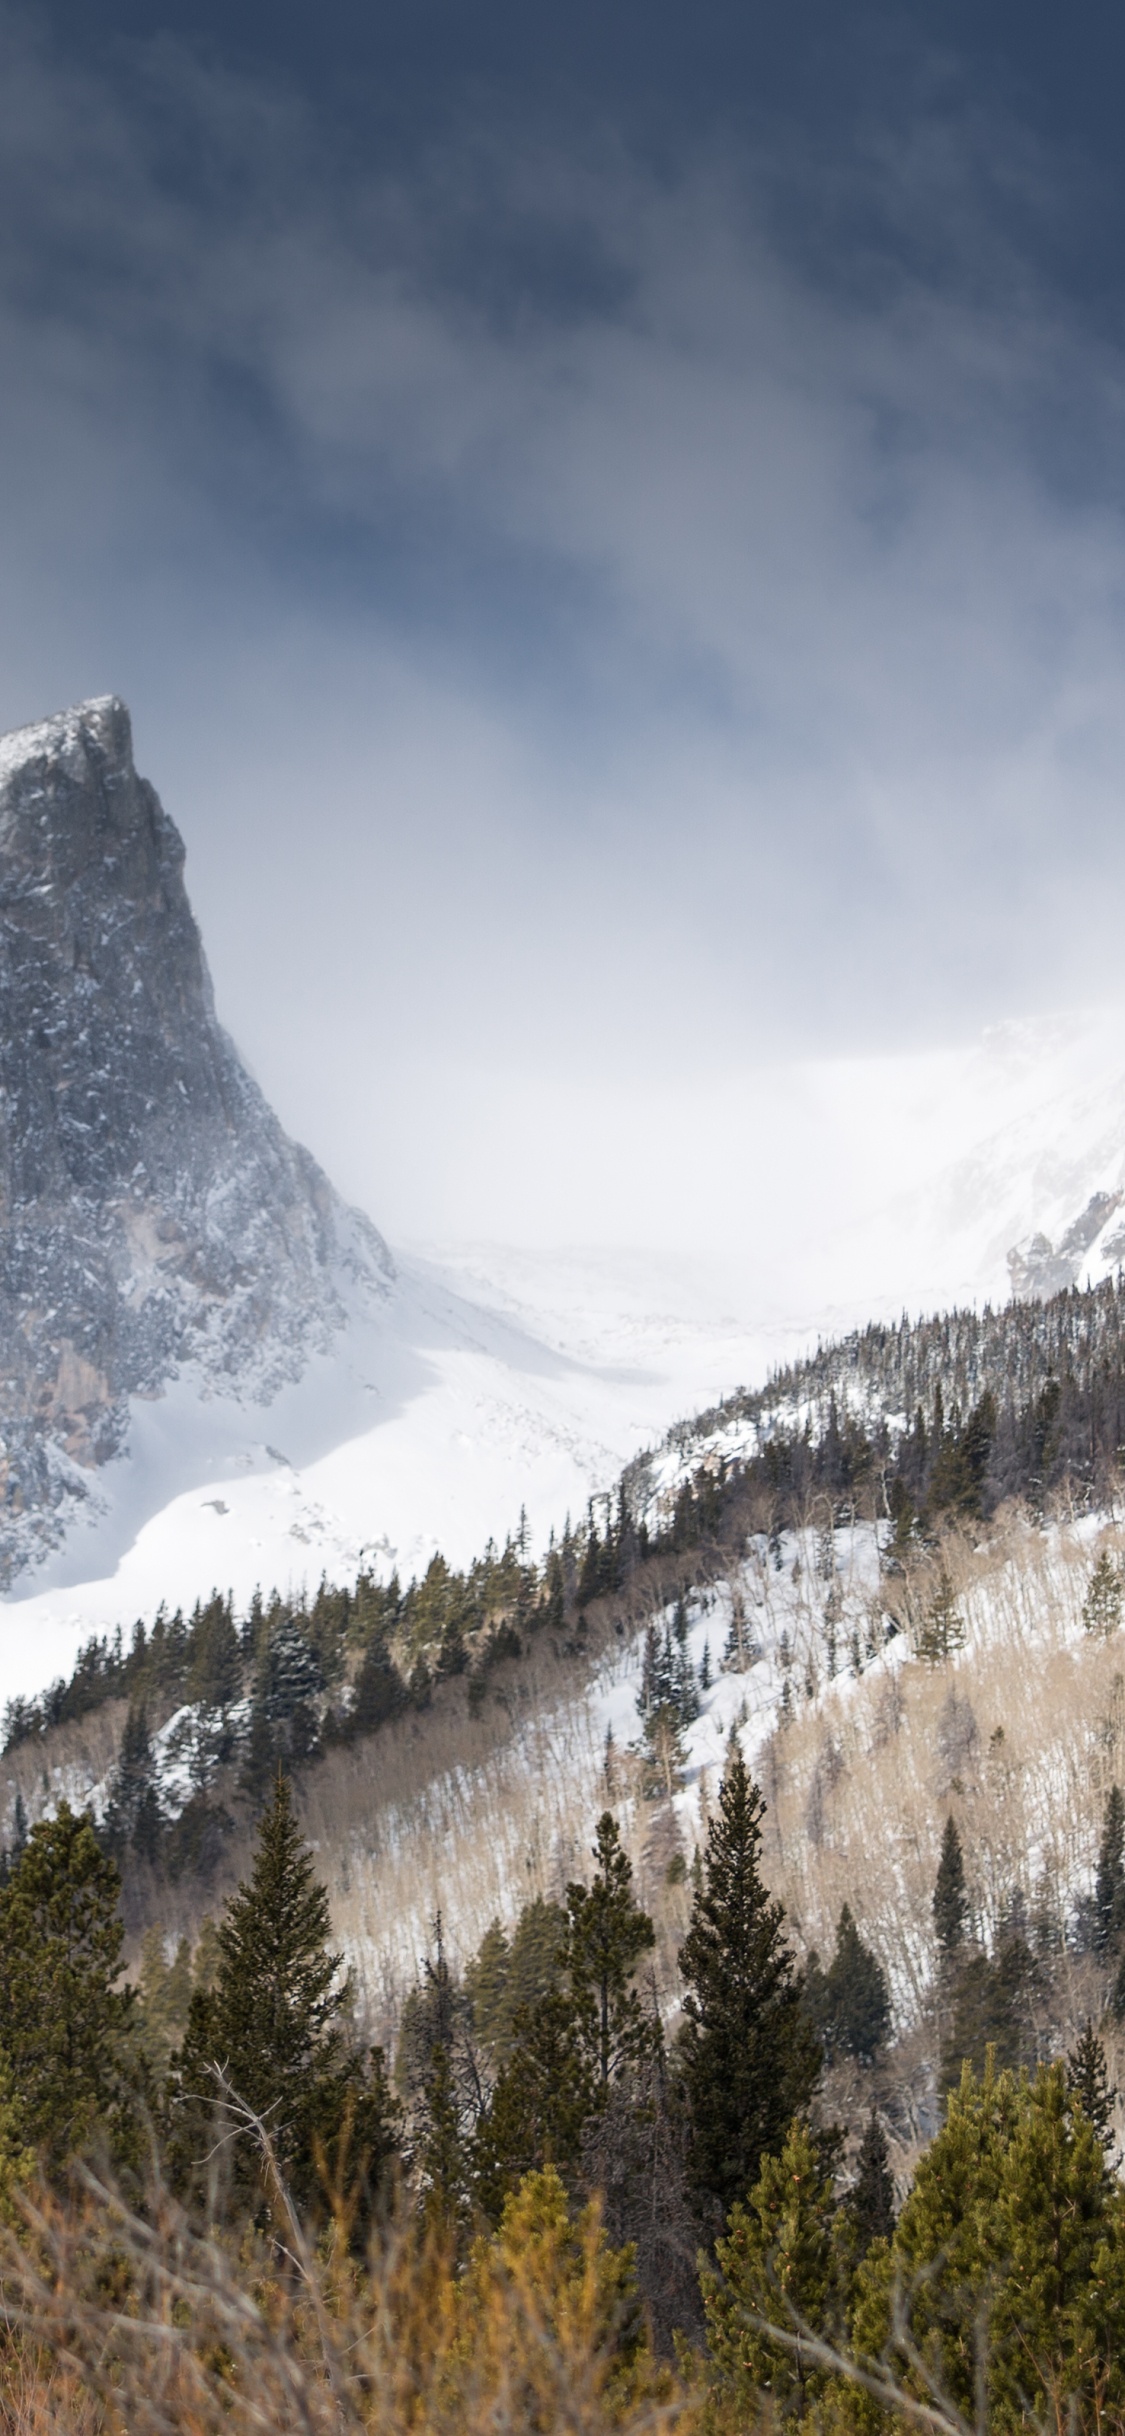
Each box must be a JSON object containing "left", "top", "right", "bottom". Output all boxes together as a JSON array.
[
  {"left": 174, "top": 1772, "right": 388, "bottom": 2219},
  {"left": 809, "top": 1905, "right": 891, "bottom": 2062},
  {"left": 677, "top": 1748, "right": 821, "bottom": 2231},
  {"left": 103, "top": 1700, "right": 163, "bottom": 1862},
  {"left": 466, "top": 1919, "right": 511, "bottom": 2055},
  {"left": 0, "top": 1801, "right": 140, "bottom": 2167},
  {"left": 851, "top": 2062, "right": 1120, "bottom": 2434},
  {"left": 187, "top": 1597, "right": 242, "bottom": 1710},
  {"left": 1066, "top": 2018, "right": 1117, "bottom": 2152},
  {"left": 1084, "top": 1550, "right": 1123, "bottom": 1639},
  {"left": 846, "top": 2107, "right": 896, "bottom": 2255},
  {"left": 701, "top": 2116, "right": 844, "bottom": 2420},
  {"left": 471, "top": 1988, "right": 596, "bottom": 2222},
  {"left": 565, "top": 1814, "right": 657, "bottom": 2090},
  {"left": 350, "top": 1634, "right": 403, "bottom": 1735},
  {"left": 917, "top": 1563, "right": 964, "bottom": 1661},
  {"left": 933, "top": 1814, "right": 968, "bottom": 1957},
  {"left": 1095, "top": 1784, "right": 1125, "bottom": 1953},
  {"left": 940, "top": 1932, "right": 1040, "bottom": 2091}
]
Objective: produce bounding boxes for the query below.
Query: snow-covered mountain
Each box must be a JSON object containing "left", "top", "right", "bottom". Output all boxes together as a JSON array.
[
  {"left": 0, "top": 696, "right": 391, "bottom": 1578},
  {"left": 4, "top": 695, "right": 1125, "bottom": 1708}
]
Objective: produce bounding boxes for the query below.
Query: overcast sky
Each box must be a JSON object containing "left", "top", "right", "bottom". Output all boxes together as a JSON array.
[{"left": 3, "top": 0, "right": 1125, "bottom": 1256}]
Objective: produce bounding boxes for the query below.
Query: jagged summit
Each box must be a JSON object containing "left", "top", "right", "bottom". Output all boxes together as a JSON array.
[{"left": 0, "top": 695, "right": 392, "bottom": 1576}]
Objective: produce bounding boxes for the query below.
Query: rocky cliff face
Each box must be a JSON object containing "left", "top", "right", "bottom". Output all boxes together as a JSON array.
[{"left": 0, "top": 695, "right": 392, "bottom": 1576}]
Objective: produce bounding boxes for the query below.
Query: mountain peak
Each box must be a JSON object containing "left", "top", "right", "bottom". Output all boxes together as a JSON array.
[{"left": 0, "top": 697, "right": 392, "bottom": 1583}]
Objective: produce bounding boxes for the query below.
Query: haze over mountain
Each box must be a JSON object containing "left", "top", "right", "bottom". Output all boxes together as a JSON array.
[{"left": 3, "top": 698, "right": 1125, "bottom": 1706}]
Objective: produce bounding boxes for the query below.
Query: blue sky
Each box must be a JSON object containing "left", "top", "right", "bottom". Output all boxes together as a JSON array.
[{"left": 3, "top": 0, "right": 1125, "bottom": 1246}]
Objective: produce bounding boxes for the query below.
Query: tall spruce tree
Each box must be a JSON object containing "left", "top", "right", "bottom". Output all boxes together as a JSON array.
[
  {"left": 677, "top": 1749, "right": 820, "bottom": 2231},
  {"left": 175, "top": 1772, "right": 394, "bottom": 2221},
  {"left": 471, "top": 1988, "right": 596, "bottom": 2223},
  {"left": 1067, "top": 2018, "right": 1117, "bottom": 2153},
  {"left": 565, "top": 1814, "right": 657, "bottom": 2089},
  {"left": 807, "top": 1905, "right": 891, "bottom": 2063},
  {"left": 1095, "top": 1785, "right": 1125, "bottom": 1954},
  {"left": 103, "top": 1701, "right": 163, "bottom": 1864},
  {"left": 0, "top": 1802, "right": 140, "bottom": 2168},
  {"left": 933, "top": 1815, "right": 969, "bottom": 1958}
]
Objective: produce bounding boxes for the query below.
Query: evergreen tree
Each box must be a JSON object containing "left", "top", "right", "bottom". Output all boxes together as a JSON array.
[
  {"left": 1066, "top": 2018, "right": 1117, "bottom": 2153},
  {"left": 465, "top": 1919, "right": 511, "bottom": 2055},
  {"left": 807, "top": 1904, "right": 891, "bottom": 2062},
  {"left": 850, "top": 2061, "right": 1120, "bottom": 2436},
  {"left": 350, "top": 1634, "right": 403, "bottom": 1735},
  {"left": 1084, "top": 1550, "right": 1123, "bottom": 1639},
  {"left": 0, "top": 1801, "right": 139, "bottom": 2168},
  {"left": 238, "top": 1691, "right": 276, "bottom": 1810},
  {"left": 175, "top": 1772, "right": 391, "bottom": 2220},
  {"left": 640, "top": 1702, "right": 688, "bottom": 1800},
  {"left": 917, "top": 1562, "right": 964, "bottom": 1661},
  {"left": 507, "top": 1895, "right": 566, "bottom": 2023},
  {"left": 187, "top": 1597, "right": 242, "bottom": 1710},
  {"left": 940, "top": 1933, "right": 1040, "bottom": 2090},
  {"left": 102, "top": 1700, "right": 163, "bottom": 1863},
  {"left": 932, "top": 1814, "right": 969, "bottom": 1957},
  {"left": 565, "top": 1814, "right": 657, "bottom": 2090},
  {"left": 846, "top": 2107, "right": 896, "bottom": 2256},
  {"left": 677, "top": 1749, "right": 821, "bottom": 2231},
  {"left": 471, "top": 1988, "right": 596, "bottom": 2222},
  {"left": 701, "top": 2116, "right": 845, "bottom": 2421},
  {"left": 1095, "top": 1784, "right": 1125, "bottom": 1953}
]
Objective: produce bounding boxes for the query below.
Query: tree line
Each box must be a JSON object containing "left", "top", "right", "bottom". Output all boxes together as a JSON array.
[{"left": 4, "top": 1745, "right": 1125, "bottom": 2432}]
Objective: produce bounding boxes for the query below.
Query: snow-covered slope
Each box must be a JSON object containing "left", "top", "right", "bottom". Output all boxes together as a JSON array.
[{"left": 0, "top": 1248, "right": 796, "bottom": 1701}]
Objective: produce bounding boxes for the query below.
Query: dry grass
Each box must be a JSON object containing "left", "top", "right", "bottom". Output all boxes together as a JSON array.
[{"left": 0, "top": 2150, "right": 688, "bottom": 2436}]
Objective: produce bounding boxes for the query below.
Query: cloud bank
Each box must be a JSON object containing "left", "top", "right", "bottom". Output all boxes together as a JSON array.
[{"left": 0, "top": 5, "right": 1123, "bottom": 1251}]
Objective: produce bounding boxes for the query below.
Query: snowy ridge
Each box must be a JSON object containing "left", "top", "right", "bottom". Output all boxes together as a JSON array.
[{"left": 0, "top": 695, "right": 392, "bottom": 1580}]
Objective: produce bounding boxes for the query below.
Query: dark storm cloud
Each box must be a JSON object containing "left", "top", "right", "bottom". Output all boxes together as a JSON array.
[{"left": 1, "top": 0, "right": 1125, "bottom": 1241}]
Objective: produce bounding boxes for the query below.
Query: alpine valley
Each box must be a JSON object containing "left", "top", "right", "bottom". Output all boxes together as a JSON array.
[{"left": 8, "top": 697, "right": 1125, "bottom": 2206}]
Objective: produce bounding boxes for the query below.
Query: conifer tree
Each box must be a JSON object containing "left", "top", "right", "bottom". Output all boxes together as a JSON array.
[
  {"left": 933, "top": 1814, "right": 968, "bottom": 1957},
  {"left": 471, "top": 1988, "right": 596, "bottom": 2222},
  {"left": 0, "top": 1801, "right": 139, "bottom": 2168},
  {"left": 466, "top": 1920, "right": 511, "bottom": 2055},
  {"left": 701, "top": 2116, "right": 844, "bottom": 2420},
  {"left": 564, "top": 1814, "right": 657, "bottom": 2090},
  {"left": 175, "top": 1772, "right": 393, "bottom": 2220},
  {"left": 1066, "top": 2018, "right": 1117, "bottom": 2152},
  {"left": 1095, "top": 1784, "right": 1125, "bottom": 1953},
  {"left": 677, "top": 1749, "right": 820, "bottom": 2230},
  {"left": 187, "top": 1597, "right": 242, "bottom": 1710},
  {"left": 809, "top": 1905, "right": 891, "bottom": 2062},
  {"left": 846, "top": 2107, "right": 896, "bottom": 2255},
  {"left": 850, "top": 2061, "right": 1119, "bottom": 2433},
  {"left": 350, "top": 1634, "right": 403, "bottom": 1735},
  {"left": 103, "top": 1701, "right": 163, "bottom": 1863},
  {"left": 917, "top": 1563, "right": 964, "bottom": 1661},
  {"left": 1084, "top": 1550, "right": 1123, "bottom": 1639}
]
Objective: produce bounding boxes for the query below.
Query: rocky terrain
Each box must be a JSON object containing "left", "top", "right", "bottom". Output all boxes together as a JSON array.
[{"left": 0, "top": 696, "right": 391, "bottom": 1579}]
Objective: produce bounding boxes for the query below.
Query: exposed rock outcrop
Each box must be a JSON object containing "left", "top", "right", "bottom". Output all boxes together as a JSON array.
[
  {"left": 1006, "top": 1189, "right": 1123, "bottom": 1300},
  {"left": 0, "top": 695, "right": 391, "bottom": 1576}
]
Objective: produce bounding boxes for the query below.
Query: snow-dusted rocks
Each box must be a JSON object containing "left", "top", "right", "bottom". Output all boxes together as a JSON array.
[{"left": 0, "top": 696, "right": 391, "bottom": 1579}]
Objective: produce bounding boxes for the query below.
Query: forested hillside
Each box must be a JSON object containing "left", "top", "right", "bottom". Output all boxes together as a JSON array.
[{"left": 6, "top": 1270, "right": 1125, "bottom": 2423}]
